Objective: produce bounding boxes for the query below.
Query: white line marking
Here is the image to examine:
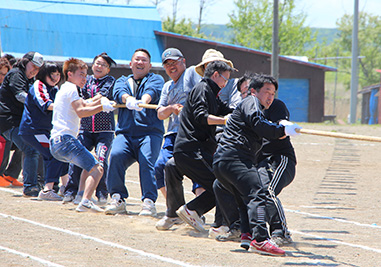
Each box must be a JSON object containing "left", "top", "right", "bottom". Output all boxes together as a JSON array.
[
  {"left": 285, "top": 209, "right": 381, "bottom": 229},
  {"left": 0, "top": 245, "right": 64, "bottom": 267},
  {"left": 0, "top": 212, "right": 198, "bottom": 267},
  {"left": 291, "top": 230, "right": 381, "bottom": 253}
]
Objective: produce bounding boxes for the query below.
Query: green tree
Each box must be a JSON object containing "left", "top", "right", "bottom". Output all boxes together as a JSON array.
[
  {"left": 228, "top": 0, "right": 318, "bottom": 57},
  {"left": 162, "top": 16, "right": 205, "bottom": 38}
]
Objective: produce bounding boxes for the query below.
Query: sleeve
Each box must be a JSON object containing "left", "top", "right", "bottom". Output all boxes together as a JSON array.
[
  {"left": 99, "top": 76, "right": 116, "bottom": 100},
  {"left": 183, "top": 66, "right": 201, "bottom": 92},
  {"left": 113, "top": 76, "right": 130, "bottom": 104},
  {"left": 191, "top": 84, "right": 210, "bottom": 125},
  {"left": 141, "top": 74, "right": 164, "bottom": 104},
  {"left": 158, "top": 81, "right": 171, "bottom": 107},
  {"left": 68, "top": 84, "right": 81, "bottom": 104},
  {"left": 8, "top": 70, "right": 29, "bottom": 103},
  {"left": 265, "top": 99, "right": 290, "bottom": 123},
  {"left": 32, "top": 80, "right": 53, "bottom": 112},
  {"left": 216, "top": 96, "right": 234, "bottom": 116}
]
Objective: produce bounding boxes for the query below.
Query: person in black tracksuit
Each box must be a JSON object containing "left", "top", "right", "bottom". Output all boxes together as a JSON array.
[
  {"left": 163, "top": 61, "right": 233, "bottom": 232},
  {"left": 212, "top": 74, "right": 300, "bottom": 255}
]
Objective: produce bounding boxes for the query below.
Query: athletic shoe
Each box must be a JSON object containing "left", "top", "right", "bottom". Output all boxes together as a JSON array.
[
  {"left": 139, "top": 198, "right": 157, "bottom": 217},
  {"left": 216, "top": 228, "right": 241, "bottom": 242},
  {"left": 38, "top": 190, "right": 63, "bottom": 201},
  {"left": 240, "top": 233, "right": 252, "bottom": 250},
  {"left": 271, "top": 232, "right": 293, "bottom": 246},
  {"left": 176, "top": 205, "right": 205, "bottom": 232},
  {"left": 73, "top": 194, "right": 83, "bottom": 205},
  {"left": 76, "top": 200, "right": 104, "bottom": 213},
  {"left": 155, "top": 216, "right": 183, "bottom": 230},
  {"left": 62, "top": 193, "right": 75, "bottom": 204},
  {"left": 104, "top": 193, "right": 127, "bottom": 215},
  {"left": 249, "top": 239, "right": 285, "bottom": 256},
  {"left": 23, "top": 186, "right": 40, "bottom": 197},
  {"left": 208, "top": 225, "right": 229, "bottom": 239},
  {"left": 97, "top": 192, "right": 108, "bottom": 205},
  {"left": 2, "top": 175, "right": 23, "bottom": 187},
  {"left": 0, "top": 176, "right": 11, "bottom": 187}
]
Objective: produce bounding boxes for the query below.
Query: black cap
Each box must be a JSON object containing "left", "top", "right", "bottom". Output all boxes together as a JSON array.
[{"left": 161, "top": 48, "right": 183, "bottom": 64}]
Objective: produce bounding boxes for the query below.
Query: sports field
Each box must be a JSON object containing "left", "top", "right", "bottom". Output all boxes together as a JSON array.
[{"left": 1, "top": 123, "right": 380, "bottom": 266}]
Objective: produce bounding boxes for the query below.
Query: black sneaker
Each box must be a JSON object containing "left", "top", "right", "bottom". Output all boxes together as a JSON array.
[{"left": 23, "top": 186, "right": 40, "bottom": 197}]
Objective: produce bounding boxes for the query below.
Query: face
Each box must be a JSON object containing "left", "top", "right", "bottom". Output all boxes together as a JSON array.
[
  {"left": 92, "top": 57, "right": 110, "bottom": 79},
  {"left": 0, "top": 66, "right": 9, "bottom": 84},
  {"left": 68, "top": 68, "right": 87, "bottom": 88},
  {"left": 212, "top": 70, "right": 230, "bottom": 89},
  {"left": 46, "top": 71, "right": 60, "bottom": 87},
  {"left": 25, "top": 61, "right": 40, "bottom": 79},
  {"left": 239, "top": 80, "right": 250, "bottom": 99},
  {"left": 253, "top": 83, "right": 276, "bottom": 109},
  {"left": 163, "top": 58, "right": 186, "bottom": 82},
  {"left": 130, "top": 51, "right": 151, "bottom": 79}
]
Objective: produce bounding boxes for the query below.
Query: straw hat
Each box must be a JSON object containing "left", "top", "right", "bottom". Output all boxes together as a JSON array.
[{"left": 194, "top": 49, "right": 237, "bottom": 76}]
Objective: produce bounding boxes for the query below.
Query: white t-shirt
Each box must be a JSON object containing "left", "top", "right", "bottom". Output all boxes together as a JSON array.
[{"left": 50, "top": 81, "right": 81, "bottom": 139}]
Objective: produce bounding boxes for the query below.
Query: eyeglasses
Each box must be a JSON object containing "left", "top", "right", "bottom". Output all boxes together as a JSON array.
[
  {"left": 94, "top": 62, "right": 109, "bottom": 68},
  {"left": 219, "top": 73, "right": 229, "bottom": 83},
  {"left": 163, "top": 58, "right": 182, "bottom": 68}
]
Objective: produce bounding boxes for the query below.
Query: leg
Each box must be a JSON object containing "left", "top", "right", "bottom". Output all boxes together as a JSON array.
[{"left": 164, "top": 157, "right": 185, "bottom": 217}]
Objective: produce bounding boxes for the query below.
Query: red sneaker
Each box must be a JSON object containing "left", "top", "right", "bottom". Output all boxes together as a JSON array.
[
  {"left": 0, "top": 175, "right": 11, "bottom": 187},
  {"left": 250, "top": 239, "right": 285, "bottom": 256},
  {"left": 3, "top": 175, "right": 23, "bottom": 187},
  {"left": 240, "top": 233, "right": 252, "bottom": 250}
]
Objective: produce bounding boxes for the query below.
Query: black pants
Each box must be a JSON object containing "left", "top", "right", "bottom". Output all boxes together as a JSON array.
[
  {"left": 164, "top": 149, "right": 216, "bottom": 217},
  {"left": 213, "top": 159, "right": 269, "bottom": 242}
]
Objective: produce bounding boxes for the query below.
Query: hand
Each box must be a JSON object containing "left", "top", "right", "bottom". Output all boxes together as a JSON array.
[
  {"left": 126, "top": 97, "right": 143, "bottom": 111},
  {"left": 101, "top": 97, "right": 115, "bottom": 113},
  {"left": 279, "top": 119, "right": 293, "bottom": 126},
  {"left": 282, "top": 122, "right": 302, "bottom": 137}
]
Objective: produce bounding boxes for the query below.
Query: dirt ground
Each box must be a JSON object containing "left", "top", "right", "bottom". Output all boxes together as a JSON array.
[{"left": 1, "top": 123, "right": 381, "bottom": 266}]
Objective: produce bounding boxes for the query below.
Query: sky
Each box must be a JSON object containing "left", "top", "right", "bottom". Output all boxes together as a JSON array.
[{"left": 105, "top": 0, "right": 381, "bottom": 28}]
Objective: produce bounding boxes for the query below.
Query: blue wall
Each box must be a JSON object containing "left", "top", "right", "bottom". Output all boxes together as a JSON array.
[
  {"left": 278, "top": 79, "right": 309, "bottom": 122},
  {"left": 0, "top": 0, "right": 163, "bottom": 63}
]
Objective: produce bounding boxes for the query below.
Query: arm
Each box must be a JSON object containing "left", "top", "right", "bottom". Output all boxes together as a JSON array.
[
  {"left": 8, "top": 70, "right": 29, "bottom": 104},
  {"left": 71, "top": 97, "right": 103, "bottom": 118},
  {"left": 207, "top": 114, "right": 226, "bottom": 125},
  {"left": 157, "top": 104, "right": 183, "bottom": 120}
]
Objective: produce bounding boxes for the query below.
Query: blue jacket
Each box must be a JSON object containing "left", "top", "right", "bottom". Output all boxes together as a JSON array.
[
  {"left": 80, "top": 75, "right": 115, "bottom": 132},
  {"left": 113, "top": 73, "right": 164, "bottom": 137},
  {"left": 19, "top": 80, "right": 58, "bottom": 135}
]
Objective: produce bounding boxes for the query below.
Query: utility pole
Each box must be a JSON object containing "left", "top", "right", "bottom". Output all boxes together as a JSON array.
[
  {"left": 271, "top": 0, "right": 279, "bottom": 81},
  {"left": 349, "top": 0, "right": 359, "bottom": 124}
]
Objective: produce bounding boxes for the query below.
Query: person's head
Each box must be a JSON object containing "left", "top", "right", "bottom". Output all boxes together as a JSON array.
[
  {"left": 130, "top": 48, "right": 152, "bottom": 80},
  {"left": 14, "top": 51, "right": 44, "bottom": 79},
  {"left": 0, "top": 58, "right": 11, "bottom": 84},
  {"left": 161, "top": 48, "right": 186, "bottom": 82},
  {"left": 63, "top": 58, "right": 88, "bottom": 88},
  {"left": 237, "top": 73, "right": 252, "bottom": 99},
  {"left": 92, "top": 52, "right": 116, "bottom": 79},
  {"left": 195, "top": 48, "right": 236, "bottom": 77},
  {"left": 2, "top": 54, "right": 16, "bottom": 67},
  {"left": 249, "top": 74, "right": 278, "bottom": 109},
  {"left": 36, "top": 62, "right": 62, "bottom": 87},
  {"left": 204, "top": 60, "right": 234, "bottom": 89}
]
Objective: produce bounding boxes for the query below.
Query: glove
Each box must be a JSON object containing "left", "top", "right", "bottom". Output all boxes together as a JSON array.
[
  {"left": 101, "top": 97, "right": 115, "bottom": 113},
  {"left": 126, "top": 96, "right": 143, "bottom": 111},
  {"left": 279, "top": 120, "right": 302, "bottom": 137}
]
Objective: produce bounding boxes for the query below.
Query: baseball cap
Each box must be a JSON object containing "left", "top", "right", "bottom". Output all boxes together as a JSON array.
[
  {"left": 161, "top": 48, "right": 183, "bottom": 64},
  {"left": 23, "top": 52, "right": 44, "bottom": 67}
]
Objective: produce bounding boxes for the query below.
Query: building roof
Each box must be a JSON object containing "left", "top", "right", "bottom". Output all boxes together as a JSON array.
[{"left": 155, "top": 31, "right": 337, "bottom": 72}]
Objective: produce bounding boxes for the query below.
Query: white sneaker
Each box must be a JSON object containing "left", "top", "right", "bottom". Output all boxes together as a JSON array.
[
  {"left": 62, "top": 193, "right": 74, "bottom": 204},
  {"left": 176, "top": 205, "right": 205, "bottom": 232},
  {"left": 208, "top": 225, "right": 229, "bottom": 239},
  {"left": 155, "top": 216, "right": 183, "bottom": 230},
  {"left": 38, "top": 190, "right": 63, "bottom": 201},
  {"left": 58, "top": 185, "right": 66, "bottom": 197},
  {"left": 97, "top": 193, "right": 108, "bottom": 205},
  {"left": 139, "top": 198, "right": 157, "bottom": 217},
  {"left": 216, "top": 228, "right": 241, "bottom": 242},
  {"left": 104, "top": 193, "right": 127, "bottom": 215},
  {"left": 76, "top": 200, "right": 104, "bottom": 213},
  {"left": 73, "top": 194, "right": 82, "bottom": 205}
]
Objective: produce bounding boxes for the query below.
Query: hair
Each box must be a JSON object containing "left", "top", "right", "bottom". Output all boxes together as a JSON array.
[
  {"left": 0, "top": 57, "right": 11, "bottom": 72},
  {"left": 2, "top": 54, "right": 16, "bottom": 67},
  {"left": 63, "top": 58, "right": 88, "bottom": 81},
  {"left": 93, "top": 52, "right": 116, "bottom": 68},
  {"left": 249, "top": 73, "right": 278, "bottom": 92},
  {"left": 204, "top": 60, "right": 233, "bottom": 78},
  {"left": 36, "top": 62, "right": 62, "bottom": 86},
  {"left": 133, "top": 48, "right": 151, "bottom": 62},
  {"left": 237, "top": 72, "right": 253, "bottom": 92},
  {"left": 13, "top": 57, "right": 30, "bottom": 71}
]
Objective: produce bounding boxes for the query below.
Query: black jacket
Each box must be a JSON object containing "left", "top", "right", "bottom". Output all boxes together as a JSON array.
[
  {"left": 174, "top": 78, "right": 233, "bottom": 155},
  {"left": 213, "top": 95, "right": 285, "bottom": 164}
]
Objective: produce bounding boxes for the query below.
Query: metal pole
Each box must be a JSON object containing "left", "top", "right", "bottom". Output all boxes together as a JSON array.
[
  {"left": 333, "top": 48, "right": 339, "bottom": 114},
  {"left": 271, "top": 0, "right": 279, "bottom": 81},
  {"left": 349, "top": 0, "right": 359, "bottom": 124}
]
